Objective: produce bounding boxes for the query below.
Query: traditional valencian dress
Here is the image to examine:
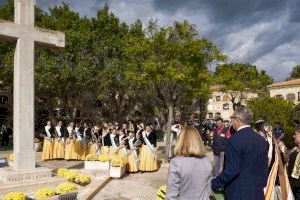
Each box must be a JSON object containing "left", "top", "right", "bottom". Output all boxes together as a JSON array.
[
  {"left": 118, "top": 133, "right": 127, "bottom": 158},
  {"left": 53, "top": 125, "right": 65, "bottom": 159},
  {"left": 41, "top": 125, "right": 54, "bottom": 160},
  {"left": 65, "top": 126, "right": 77, "bottom": 160},
  {"left": 139, "top": 130, "right": 158, "bottom": 172},
  {"left": 126, "top": 137, "right": 140, "bottom": 173},
  {"left": 109, "top": 133, "right": 119, "bottom": 158},
  {"left": 100, "top": 129, "right": 111, "bottom": 155},
  {"left": 83, "top": 126, "right": 91, "bottom": 157},
  {"left": 74, "top": 126, "right": 84, "bottom": 160},
  {"left": 264, "top": 136, "right": 294, "bottom": 200},
  {"left": 89, "top": 130, "right": 100, "bottom": 155}
]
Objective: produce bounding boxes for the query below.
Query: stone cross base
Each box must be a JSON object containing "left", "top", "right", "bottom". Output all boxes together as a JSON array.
[{"left": 0, "top": 167, "right": 52, "bottom": 184}]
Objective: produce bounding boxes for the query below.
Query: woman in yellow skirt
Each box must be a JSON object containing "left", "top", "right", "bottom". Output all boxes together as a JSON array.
[
  {"left": 109, "top": 129, "right": 120, "bottom": 159},
  {"left": 126, "top": 131, "right": 140, "bottom": 173},
  {"left": 74, "top": 123, "right": 84, "bottom": 160},
  {"left": 139, "top": 125, "right": 158, "bottom": 172},
  {"left": 88, "top": 125, "right": 100, "bottom": 155},
  {"left": 41, "top": 121, "right": 54, "bottom": 160},
  {"left": 101, "top": 124, "right": 111, "bottom": 155},
  {"left": 65, "top": 122, "right": 77, "bottom": 160},
  {"left": 53, "top": 121, "right": 65, "bottom": 159}
]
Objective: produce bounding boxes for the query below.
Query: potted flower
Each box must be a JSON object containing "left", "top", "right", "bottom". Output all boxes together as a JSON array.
[
  {"left": 4, "top": 192, "right": 26, "bottom": 200},
  {"left": 34, "top": 138, "right": 42, "bottom": 152},
  {"left": 8, "top": 153, "right": 13, "bottom": 167},
  {"left": 84, "top": 154, "right": 110, "bottom": 170},
  {"left": 35, "top": 188, "right": 56, "bottom": 200},
  {"left": 56, "top": 182, "right": 78, "bottom": 200},
  {"left": 65, "top": 170, "right": 79, "bottom": 182},
  {"left": 109, "top": 156, "right": 127, "bottom": 178},
  {"left": 56, "top": 168, "right": 69, "bottom": 177},
  {"left": 73, "top": 174, "right": 91, "bottom": 186}
]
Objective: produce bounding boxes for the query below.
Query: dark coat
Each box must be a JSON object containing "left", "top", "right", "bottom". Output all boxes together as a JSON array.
[{"left": 211, "top": 127, "right": 269, "bottom": 200}]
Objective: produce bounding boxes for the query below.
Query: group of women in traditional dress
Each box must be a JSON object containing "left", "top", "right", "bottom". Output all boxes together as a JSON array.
[{"left": 40, "top": 120, "right": 158, "bottom": 172}]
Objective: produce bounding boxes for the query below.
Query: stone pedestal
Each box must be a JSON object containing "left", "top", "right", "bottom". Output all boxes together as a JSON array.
[{"left": 0, "top": 167, "right": 52, "bottom": 184}]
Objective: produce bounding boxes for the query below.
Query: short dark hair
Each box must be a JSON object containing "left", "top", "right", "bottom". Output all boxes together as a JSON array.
[{"left": 216, "top": 118, "right": 223, "bottom": 123}]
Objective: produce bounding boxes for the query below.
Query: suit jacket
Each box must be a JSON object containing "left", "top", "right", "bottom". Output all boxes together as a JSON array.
[
  {"left": 167, "top": 156, "right": 212, "bottom": 200},
  {"left": 211, "top": 127, "right": 269, "bottom": 200}
]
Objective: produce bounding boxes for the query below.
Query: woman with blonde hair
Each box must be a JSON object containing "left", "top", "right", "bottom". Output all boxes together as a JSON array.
[{"left": 166, "top": 126, "right": 212, "bottom": 200}]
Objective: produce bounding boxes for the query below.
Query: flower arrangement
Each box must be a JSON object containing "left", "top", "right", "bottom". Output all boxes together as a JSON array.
[
  {"left": 74, "top": 174, "right": 91, "bottom": 185},
  {"left": 98, "top": 154, "right": 110, "bottom": 162},
  {"left": 56, "top": 168, "right": 91, "bottom": 185},
  {"left": 56, "top": 182, "right": 78, "bottom": 195},
  {"left": 110, "top": 156, "right": 127, "bottom": 167},
  {"left": 8, "top": 153, "right": 14, "bottom": 161},
  {"left": 57, "top": 168, "right": 69, "bottom": 177},
  {"left": 35, "top": 188, "right": 56, "bottom": 200},
  {"left": 4, "top": 192, "right": 26, "bottom": 200},
  {"left": 85, "top": 154, "right": 99, "bottom": 161},
  {"left": 65, "top": 170, "right": 79, "bottom": 182}
]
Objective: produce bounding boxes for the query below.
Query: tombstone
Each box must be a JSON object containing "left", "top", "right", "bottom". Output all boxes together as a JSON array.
[{"left": 0, "top": 0, "right": 65, "bottom": 184}]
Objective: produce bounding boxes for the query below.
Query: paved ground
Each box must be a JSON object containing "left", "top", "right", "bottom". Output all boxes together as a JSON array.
[
  {"left": 0, "top": 144, "right": 214, "bottom": 200},
  {"left": 93, "top": 167, "right": 169, "bottom": 200}
]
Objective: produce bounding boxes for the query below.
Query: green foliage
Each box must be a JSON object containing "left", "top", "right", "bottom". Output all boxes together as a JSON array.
[
  {"left": 247, "top": 97, "right": 294, "bottom": 148},
  {"left": 288, "top": 65, "right": 300, "bottom": 80},
  {"left": 214, "top": 63, "right": 273, "bottom": 109}
]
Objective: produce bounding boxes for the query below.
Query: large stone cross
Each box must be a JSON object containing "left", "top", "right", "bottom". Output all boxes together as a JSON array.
[{"left": 0, "top": 0, "right": 65, "bottom": 170}]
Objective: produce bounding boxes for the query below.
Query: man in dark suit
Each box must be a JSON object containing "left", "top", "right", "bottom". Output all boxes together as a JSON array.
[{"left": 211, "top": 107, "right": 269, "bottom": 200}]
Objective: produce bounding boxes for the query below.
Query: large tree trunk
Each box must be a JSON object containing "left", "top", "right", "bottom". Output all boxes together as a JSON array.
[{"left": 165, "top": 103, "right": 174, "bottom": 161}]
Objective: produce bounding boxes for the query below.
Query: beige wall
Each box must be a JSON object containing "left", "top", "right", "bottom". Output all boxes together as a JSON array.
[
  {"left": 206, "top": 91, "right": 258, "bottom": 120},
  {"left": 269, "top": 86, "right": 300, "bottom": 104}
]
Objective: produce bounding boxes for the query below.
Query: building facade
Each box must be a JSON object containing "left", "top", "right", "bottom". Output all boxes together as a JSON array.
[
  {"left": 206, "top": 88, "right": 258, "bottom": 120},
  {"left": 268, "top": 78, "right": 300, "bottom": 105}
]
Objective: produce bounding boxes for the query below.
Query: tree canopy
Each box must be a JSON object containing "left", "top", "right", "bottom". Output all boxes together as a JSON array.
[
  {"left": 214, "top": 63, "right": 273, "bottom": 109},
  {"left": 287, "top": 64, "right": 300, "bottom": 80}
]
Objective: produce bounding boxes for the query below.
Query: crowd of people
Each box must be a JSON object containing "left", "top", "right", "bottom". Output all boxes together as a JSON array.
[
  {"left": 40, "top": 120, "right": 158, "bottom": 173},
  {"left": 166, "top": 107, "right": 300, "bottom": 200}
]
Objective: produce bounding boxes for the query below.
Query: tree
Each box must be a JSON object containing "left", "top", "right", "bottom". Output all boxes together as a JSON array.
[
  {"left": 214, "top": 63, "right": 273, "bottom": 110},
  {"left": 125, "top": 20, "right": 226, "bottom": 158},
  {"left": 247, "top": 97, "right": 295, "bottom": 148},
  {"left": 287, "top": 65, "right": 300, "bottom": 80}
]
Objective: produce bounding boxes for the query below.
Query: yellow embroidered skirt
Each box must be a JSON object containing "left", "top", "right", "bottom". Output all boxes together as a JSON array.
[
  {"left": 109, "top": 147, "right": 120, "bottom": 159},
  {"left": 89, "top": 143, "right": 100, "bottom": 155},
  {"left": 139, "top": 145, "right": 157, "bottom": 172},
  {"left": 100, "top": 146, "right": 110, "bottom": 155},
  {"left": 42, "top": 138, "right": 54, "bottom": 160},
  {"left": 75, "top": 140, "right": 84, "bottom": 160},
  {"left": 127, "top": 149, "right": 139, "bottom": 173},
  {"left": 53, "top": 139, "right": 64, "bottom": 159},
  {"left": 65, "top": 139, "right": 77, "bottom": 160}
]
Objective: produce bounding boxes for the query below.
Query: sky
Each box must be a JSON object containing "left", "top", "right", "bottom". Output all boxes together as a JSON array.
[{"left": 1, "top": 0, "right": 300, "bottom": 81}]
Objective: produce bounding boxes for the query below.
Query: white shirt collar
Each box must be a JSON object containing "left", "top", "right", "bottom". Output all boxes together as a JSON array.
[{"left": 237, "top": 125, "right": 251, "bottom": 132}]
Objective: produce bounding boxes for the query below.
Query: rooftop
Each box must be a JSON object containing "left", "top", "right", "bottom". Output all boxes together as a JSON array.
[{"left": 268, "top": 78, "right": 300, "bottom": 89}]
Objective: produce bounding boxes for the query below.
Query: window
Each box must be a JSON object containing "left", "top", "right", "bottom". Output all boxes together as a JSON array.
[
  {"left": 216, "top": 96, "right": 221, "bottom": 101},
  {"left": 275, "top": 94, "right": 284, "bottom": 99},
  {"left": 286, "top": 93, "right": 296, "bottom": 101},
  {"left": 223, "top": 103, "right": 230, "bottom": 110},
  {"left": 0, "top": 96, "right": 8, "bottom": 104}
]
